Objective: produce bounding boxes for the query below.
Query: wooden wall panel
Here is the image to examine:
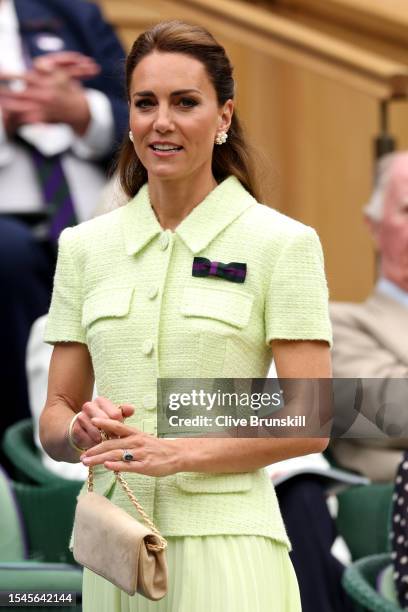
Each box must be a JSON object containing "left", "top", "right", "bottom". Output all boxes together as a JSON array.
[{"left": 95, "top": 0, "right": 408, "bottom": 301}]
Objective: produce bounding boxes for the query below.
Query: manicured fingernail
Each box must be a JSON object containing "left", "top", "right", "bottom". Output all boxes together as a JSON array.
[{"left": 82, "top": 458, "right": 90, "bottom": 465}]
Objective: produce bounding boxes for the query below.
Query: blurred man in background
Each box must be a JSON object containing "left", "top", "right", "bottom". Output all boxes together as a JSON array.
[
  {"left": 330, "top": 151, "right": 408, "bottom": 481},
  {"left": 0, "top": 0, "right": 128, "bottom": 435},
  {"left": 280, "top": 150, "right": 408, "bottom": 610}
]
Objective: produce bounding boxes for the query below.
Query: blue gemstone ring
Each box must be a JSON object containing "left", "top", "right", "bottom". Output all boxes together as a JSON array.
[{"left": 122, "top": 450, "right": 134, "bottom": 462}]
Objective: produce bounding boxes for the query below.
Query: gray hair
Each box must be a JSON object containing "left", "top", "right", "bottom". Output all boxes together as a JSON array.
[{"left": 364, "top": 152, "right": 400, "bottom": 221}]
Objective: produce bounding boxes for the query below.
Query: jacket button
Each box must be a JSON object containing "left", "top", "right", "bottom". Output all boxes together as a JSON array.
[
  {"left": 142, "top": 339, "right": 154, "bottom": 355},
  {"left": 143, "top": 394, "right": 156, "bottom": 410},
  {"left": 159, "top": 232, "right": 169, "bottom": 250},
  {"left": 147, "top": 286, "right": 158, "bottom": 300}
]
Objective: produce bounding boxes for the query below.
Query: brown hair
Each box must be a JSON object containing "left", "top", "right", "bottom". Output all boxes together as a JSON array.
[{"left": 115, "top": 20, "right": 259, "bottom": 201}]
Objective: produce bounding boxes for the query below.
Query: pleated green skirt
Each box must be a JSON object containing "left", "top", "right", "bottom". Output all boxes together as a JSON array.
[{"left": 82, "top": 535, "right": 301, "bottom": 612}]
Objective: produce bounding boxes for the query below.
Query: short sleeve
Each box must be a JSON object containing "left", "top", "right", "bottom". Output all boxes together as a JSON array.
[
  {"left": 265, "top": 227, "right": 333, "bottom": 347},
  {"left": 44, "top": 228, "right": 86, "bottom": 344}
]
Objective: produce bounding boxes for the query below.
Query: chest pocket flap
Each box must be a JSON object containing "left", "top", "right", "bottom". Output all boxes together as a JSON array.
[
  {"left": 181, "top": 287, "right": 253, "bottom": 329},
  {"left": 176, "top": 471, "right": 253, "bottom": 494},
  {"left": 82, "top": 287, "right": 134, "bottom": 328}
]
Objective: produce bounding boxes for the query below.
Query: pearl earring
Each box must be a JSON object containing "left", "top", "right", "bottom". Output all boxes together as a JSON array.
[
  {"left": 215, "top": 131, "right": 228, "bottom": 145},
  {"left": 129, "top": 130, "right": 134, "bottom": 142}
]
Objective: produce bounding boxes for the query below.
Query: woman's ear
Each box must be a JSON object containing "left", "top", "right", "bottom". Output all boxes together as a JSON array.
[{"left": 218, "top": 99, "right": 234, "bottom": 133}]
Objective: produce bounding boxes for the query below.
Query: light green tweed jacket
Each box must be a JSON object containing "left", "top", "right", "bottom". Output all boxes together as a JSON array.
[{"left": 45, "top": 175, "right": 332, "bottom": 548}]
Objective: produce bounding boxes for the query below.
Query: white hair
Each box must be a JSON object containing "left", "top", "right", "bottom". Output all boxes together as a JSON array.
[{"left": 364, "top": 152, "right": 400, "bottom": 221}]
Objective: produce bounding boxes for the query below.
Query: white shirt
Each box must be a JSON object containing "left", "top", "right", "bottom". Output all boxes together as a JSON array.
[
  {"left": 0, "top": 0, "right": 115, "bottom": 222},
  {"left": 376, "top": 277, "right": 408, "bottom": 310}
]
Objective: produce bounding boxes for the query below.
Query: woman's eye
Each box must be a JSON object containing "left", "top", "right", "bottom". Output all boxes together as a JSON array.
[
  {"left": 178, "top": 98, "right": 198, "bottom": 108},
  {"left": 135, "top": 99, "right": 154, "bottom": 109}
]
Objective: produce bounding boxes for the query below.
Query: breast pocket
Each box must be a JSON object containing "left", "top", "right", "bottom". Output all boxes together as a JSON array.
[
  {"left": 82, "top": 287, "right": 134, "bottom": 348},
  {"left": 180, "top": 287, "right": 253, "bottom": 376},
  {"left": 181, "top": 287, "right": 253, "bottom": 330}
]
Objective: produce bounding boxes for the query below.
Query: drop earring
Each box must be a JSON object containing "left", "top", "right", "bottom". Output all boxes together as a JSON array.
[
  {"left": 215, "top": 131, "right": 228, "bottom": 145},
  {"left": 129, "top": 131, "right": 134, "bottom": 142}
]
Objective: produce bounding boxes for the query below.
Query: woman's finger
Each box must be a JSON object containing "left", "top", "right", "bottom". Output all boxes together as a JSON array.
[
  {"left": 118, "top": 404, "right": 135, "bottom": 418},
  {"left": 75, "top": 412, "right": 105, "bottom": 443},
  {"left": 78, "top": 399, "right": 135, "bottom": 448},
  {"left": 94, "top": 396, "right": 128, "bottom": 420},
  {"left": 81, "top": 401, "right": 116, "bottom": 425},
  {"left": 104, "top": 460, "right": 145, "bottom": 473},
  {"left": 70, "top": 417, "right": 91, "bottom": 448},
  {"left": 91, "top": 416, "right": 137, "bottom": 437},
  {"left": 82, "top": 448, "right": 142, "bottom": 466},
  {"left": 81, "top": 434, "right": 142, "bottom": 457}
]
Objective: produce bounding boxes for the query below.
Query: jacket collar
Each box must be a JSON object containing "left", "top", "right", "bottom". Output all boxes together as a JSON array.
[
  {"left": 122, "top": 176, "right": 256, "bottom": 256},
  {"left": 122, "top": 183, "right": 161, "bottom": 256}
]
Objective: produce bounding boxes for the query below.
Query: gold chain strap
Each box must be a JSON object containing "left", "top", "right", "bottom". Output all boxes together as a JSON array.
[{"left": 87, "top": 465, "right": 167, "bottom": 552}]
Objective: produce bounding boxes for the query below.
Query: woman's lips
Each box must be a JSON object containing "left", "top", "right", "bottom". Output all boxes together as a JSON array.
[{"left": 149, "top": 145, "right": 183, "bottom": 157}]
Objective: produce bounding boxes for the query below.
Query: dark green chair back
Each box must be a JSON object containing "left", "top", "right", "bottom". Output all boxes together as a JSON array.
[
  {"left": 1, "top": 420, "right": 83, "bottom": 563},
  {"left": 325, "top": 447, "right": 394, "bottom": 560},
  {"left": 0, "top": 465, "right": 26, "bottom": 561},
  {"left": 343, "top": 554, "right": 402, "bottom": 611},
  {"left": 0, "top": 465, "right": 82, "bottom": 612},
  {"left": 337, "top": 484, "right": 394, "bottom": 560},
  {"left": 2, "top": 419, "right": 82, "bottom": 486},
  {"left": 12, "top": 480, "right": 81, "bottom": 564}
]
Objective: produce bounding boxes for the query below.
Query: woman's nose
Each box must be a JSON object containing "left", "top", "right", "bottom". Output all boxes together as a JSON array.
[{"left": 153, "top": 105, "right": 174, "bottom": 133}]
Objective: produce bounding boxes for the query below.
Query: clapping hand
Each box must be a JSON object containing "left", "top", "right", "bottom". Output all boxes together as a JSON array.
[{"left": 0, "top": 51, "right": 101, "bottom": 135}]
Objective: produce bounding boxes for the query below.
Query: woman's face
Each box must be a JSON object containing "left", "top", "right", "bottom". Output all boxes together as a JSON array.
[{"left": 129, "top": 51, "right": 233, "bottom": 183}]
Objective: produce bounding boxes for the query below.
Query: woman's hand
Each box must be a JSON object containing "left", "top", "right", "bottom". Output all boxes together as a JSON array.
[
  {"left": 70, "top": 397, "right": 134, "bottom": 451},
  {"left": 80, "top": 417, "right": 182, "bottom": 477}
]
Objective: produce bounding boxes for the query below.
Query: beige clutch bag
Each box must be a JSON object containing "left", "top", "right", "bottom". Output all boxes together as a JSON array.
[{"left": 73, "top": 467, "right": 168, "bottom": 600}]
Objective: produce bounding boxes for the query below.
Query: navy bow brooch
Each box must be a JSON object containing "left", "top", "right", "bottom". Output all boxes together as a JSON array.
[{"left": 192, "top": 257, "right": 246, "bottom": 284}]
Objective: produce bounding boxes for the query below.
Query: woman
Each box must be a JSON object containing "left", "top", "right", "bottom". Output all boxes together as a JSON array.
[{"left": 40, "top": 20, "right": 332, "bottom": 611}]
